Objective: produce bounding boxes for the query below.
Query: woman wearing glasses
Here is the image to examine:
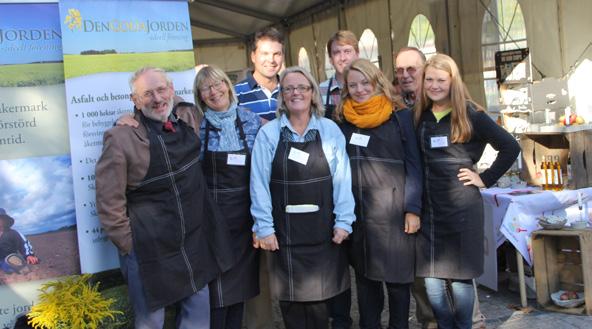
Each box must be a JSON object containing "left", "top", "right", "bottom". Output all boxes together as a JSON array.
[
  {"left": 334, "top": 58, "right": 422, "bottom": 329},
  {"left": 414, "top": 54, "right": 519, "bottom": 329},
  {"left": 250, "top": 66, "right": 356, "bottom": 328},
  {"left": 193, "top": 65, "right": 262, "bottom": 329}
]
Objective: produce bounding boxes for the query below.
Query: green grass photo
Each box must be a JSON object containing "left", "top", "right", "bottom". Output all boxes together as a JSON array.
[
  {"left": 64, "top": 51, "right": 195, "bottom": 79},
  {"left": 0, "top": 63, "right": 64, "bottom": 87}
]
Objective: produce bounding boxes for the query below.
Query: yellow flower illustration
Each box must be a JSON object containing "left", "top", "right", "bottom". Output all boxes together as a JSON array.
[{"left": 64, "top": 8, "right": 82, "bottom": 31}]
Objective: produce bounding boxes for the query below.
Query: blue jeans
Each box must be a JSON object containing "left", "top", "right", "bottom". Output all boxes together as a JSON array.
[
  {"left": 119, "top": 251, "right": 210, "bottom": 329},
  {"left": 424, "top": 278, "right": 473, "bottom": 329}
]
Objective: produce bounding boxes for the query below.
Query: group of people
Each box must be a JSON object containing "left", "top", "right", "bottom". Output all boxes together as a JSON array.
[{"left": 95, "top": 26, "right": 520, "bottom": 329}]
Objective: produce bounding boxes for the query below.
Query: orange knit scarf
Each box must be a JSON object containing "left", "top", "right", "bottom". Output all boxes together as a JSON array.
[{"left": 343, "top": 95, "right": 393, "bottom": 129}]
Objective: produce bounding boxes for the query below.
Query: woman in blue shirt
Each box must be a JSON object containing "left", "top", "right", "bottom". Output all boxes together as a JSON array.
[
  {"left": 334, "top": 58, "right": 423, "bottom": 329},
  {"left": 193, "top": 65, "right": 262, "bottom": 329},
  {"left": 250, "top": 66, "right": 356, "bottom": 329}
]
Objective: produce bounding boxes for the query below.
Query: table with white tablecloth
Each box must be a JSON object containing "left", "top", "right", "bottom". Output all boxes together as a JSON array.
[{"left": 478, "top": 187, "right": 592, "bottom": 306}]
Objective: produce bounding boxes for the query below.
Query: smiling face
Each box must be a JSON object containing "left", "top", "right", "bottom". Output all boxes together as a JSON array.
[
  {"left": 132, "top": 70, "right": 174, "bottom": 122},
  {"left": 346, "top": 69, "right": 375, "bottom": 103},
  {"left": 199, "top": 79, "right": 230, "bottom": 112},
  {"left": 251, "top": 38, "right": 284, "bottom": 81},
  {"left": 395, "top": 49, "right": 424, "bottom": 95},
  {"left": 281, "top": 72, "right": 312, "bottom": 115},
  {"left": 424, "top": 66, "right": 452, "bottom": 106},
  {"left": 330, "top": 42, "right": 358, "bottom": 76}
]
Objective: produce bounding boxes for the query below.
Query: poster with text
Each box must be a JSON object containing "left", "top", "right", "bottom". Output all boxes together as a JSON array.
[
  {"left": 58, "top": 0, "right": 196, "bottom": 273},
  {"left": 0, "top": 2, "right": 79, "bottom": 327}
]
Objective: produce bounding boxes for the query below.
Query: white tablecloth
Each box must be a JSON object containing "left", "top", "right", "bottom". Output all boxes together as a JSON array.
[{"left": 484, "top": 187, "right": 592, "bottom": 266}]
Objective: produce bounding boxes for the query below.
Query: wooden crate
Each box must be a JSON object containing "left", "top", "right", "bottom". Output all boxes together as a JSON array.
[
  {"left": 532, "top": 229, "right": 592, "bottom": 315},
  {"left": 520, "top": 130, "right": 592, "bottom": 189}
]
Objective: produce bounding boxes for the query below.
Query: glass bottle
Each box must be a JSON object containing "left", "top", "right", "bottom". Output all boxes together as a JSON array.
[{"left": 540, "top": 155, "right": 548, "bottom": 190}]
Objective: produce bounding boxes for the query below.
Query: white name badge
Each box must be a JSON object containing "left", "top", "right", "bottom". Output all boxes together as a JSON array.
[
  {"left": 227, "top": 153, "right": 246, "bottom": 166},
  {"left": 288, "top": 147, "right": 309, "bottom": 166},
  {"left": 430, "top": 135, "right": 449, "bottom": 148},
  {"left": 350, "top": 133, "right": 370, "bottom": 147}
]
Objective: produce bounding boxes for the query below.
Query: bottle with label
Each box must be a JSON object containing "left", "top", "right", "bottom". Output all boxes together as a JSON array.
[
  {"left": 553, "top": 156, "right": 563, "bottom": 191},
  {"left": 546, "top": 156, "right": 555, "bottom": 190},
  {"left": 540, "top": 155, "right": 549, "bottom": 190}
]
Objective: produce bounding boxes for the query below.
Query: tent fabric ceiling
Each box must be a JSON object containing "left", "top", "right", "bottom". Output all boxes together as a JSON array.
[{"left": 189, "top": 0, "right": 334, "bottom": 46}]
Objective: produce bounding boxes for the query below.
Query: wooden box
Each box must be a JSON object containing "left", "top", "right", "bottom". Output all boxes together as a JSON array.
[
  {"left": 532, "top": 229, "right": 592, "bottom": 315},
  {"left": 520, "top": 130, "right": 592, "bottom": 189}
]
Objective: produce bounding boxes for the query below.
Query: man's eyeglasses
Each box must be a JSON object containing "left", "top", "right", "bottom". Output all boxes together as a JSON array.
[
  {"left": 140, "top": 86, "right": 169, "bottom": 99},
  {"left": 199, "top": 80, "right": 225, "bottom": 94},
  {"left": 282, "top": 85, "right": 312, "bottom": 95},
  {"left": 395, "top": 66, "right": 418, "bottom": 76}
]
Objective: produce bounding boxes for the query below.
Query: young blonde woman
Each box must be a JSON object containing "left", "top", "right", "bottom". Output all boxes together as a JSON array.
[
  {"left": 414, "top": 54, "right": 519, "bottom": 329},
  {"left": 334, "top": 58, "right": 423, "bottom": 329}
]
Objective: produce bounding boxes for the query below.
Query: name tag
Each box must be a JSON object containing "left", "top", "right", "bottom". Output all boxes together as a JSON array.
[
  {"left": 350, "top": 133, "right": 370, "bottom": 147},
  {"left": 430, "top": 135, "right": 449, "bottom": 148},
  {"left": 227, "top": 153, "right": 246, "bottom": 166},
  {"left": 288, "top": 147, "right": 309, "bottom": 166}
]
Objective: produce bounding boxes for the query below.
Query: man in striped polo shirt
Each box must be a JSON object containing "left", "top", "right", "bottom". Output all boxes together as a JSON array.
[
  {"left": 235, "top": 27, "right": 284, "bottom": 123},
  {"left": 238, "top": 27, "right": 285, "bottom": 329}
]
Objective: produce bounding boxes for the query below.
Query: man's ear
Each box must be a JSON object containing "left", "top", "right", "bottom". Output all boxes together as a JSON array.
[{"left": 131, "top": 93, "right": 141, "bottom": 109}]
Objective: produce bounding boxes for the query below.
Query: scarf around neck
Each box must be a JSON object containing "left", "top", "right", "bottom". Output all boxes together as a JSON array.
[
  {"left": 204, "top": 102, "right": 241, "bottom": 151},
  {"left": 343, "top": 94, "right": 393, "bottom": 129}
]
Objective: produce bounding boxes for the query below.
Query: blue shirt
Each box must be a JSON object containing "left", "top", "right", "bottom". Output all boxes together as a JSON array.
[
  {"left": 235, "top": 71, "right": 279, "bottom": 121},
  {"left": 199, "top": 107, "right": 262, "bottom": 158},
  {"left": 250, "top": 114, "right": 356, "bottom": 238}
]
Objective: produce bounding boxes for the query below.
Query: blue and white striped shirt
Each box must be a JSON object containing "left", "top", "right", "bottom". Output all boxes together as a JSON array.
[{"left": 234, "top": 71, "right": 280, "bottom": 121}]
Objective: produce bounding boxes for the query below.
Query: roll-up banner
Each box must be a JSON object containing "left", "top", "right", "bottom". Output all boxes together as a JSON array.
[
  {"left": 58, "top": 0, "right": 195, "bottom": 274},
  {"left": 0, "top": 1, "right": 195, "bottom": 326}
]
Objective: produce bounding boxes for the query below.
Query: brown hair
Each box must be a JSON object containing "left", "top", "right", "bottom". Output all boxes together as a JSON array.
[
  {"left": 334, "top": 58, "right": 406, "bottom": 123},
  {"left": 413, "top": 53, "right": 484, "bottom": 143},
  {"left": 251, "top": 27, "right": 285, "bottom": 51}
]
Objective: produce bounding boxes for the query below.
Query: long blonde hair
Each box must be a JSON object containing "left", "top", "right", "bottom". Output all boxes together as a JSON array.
[
  {"left": 334, "top": 58, "right": 405, "bottom": 123},
  {"left": 413, "top": 53, "right": 483, "bottom": 143}
]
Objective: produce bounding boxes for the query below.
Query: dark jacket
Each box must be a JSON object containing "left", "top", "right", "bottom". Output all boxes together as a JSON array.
[{"left": 416, "top": 105, "right": 520, "bottom": 279}]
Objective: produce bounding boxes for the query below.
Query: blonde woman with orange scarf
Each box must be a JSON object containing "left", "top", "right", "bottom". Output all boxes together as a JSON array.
[{"left": 334, "top": 58, "right": 422, "bottom": 329}]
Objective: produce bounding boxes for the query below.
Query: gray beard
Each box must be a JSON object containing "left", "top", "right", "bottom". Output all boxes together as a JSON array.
[{"left": 141, "top": 99, "right": 174, "bottom": 122}]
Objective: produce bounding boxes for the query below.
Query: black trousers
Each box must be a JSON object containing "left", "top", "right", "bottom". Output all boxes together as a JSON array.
[
  {"left": 356, "top": 274, "right": 411, "bottom": 329},
  {"left": 210, "top": 302, "right": 244, "bottom": 329},
  {"left": 279, "top": 300, "right": 329, "bottom": 329},
  {"left": 327, "top": 289, "right": 352, "bottom": 329}
]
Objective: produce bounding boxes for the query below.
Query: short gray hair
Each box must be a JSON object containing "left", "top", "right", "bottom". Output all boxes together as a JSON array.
[
  {"left": 129, "top": 66, "right": 171, "bottom": 94},
  {"left": 276, "top": 66, "right": 325, "bottom": 118},
  {"left": 193, "top": 65, "right": 238, "bottom": 114}
]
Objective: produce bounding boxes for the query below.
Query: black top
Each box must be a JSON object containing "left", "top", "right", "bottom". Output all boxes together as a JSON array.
[{"left": 419, "top": 106, "right": 520, "bottom": 187}]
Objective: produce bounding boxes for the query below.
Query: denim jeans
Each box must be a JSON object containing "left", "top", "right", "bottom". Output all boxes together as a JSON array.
[
  {"left": 119, "top": 251, "right": 210, "bottom": 329},
  {"left": 356, "top": 274, "right": 411, "bottom": 329},
  {"left": 424, "top": 278, "right": 474, "bottom": 329}
]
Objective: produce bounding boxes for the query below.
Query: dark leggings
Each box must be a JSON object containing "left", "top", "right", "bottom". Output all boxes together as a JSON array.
[
  {"left": 356, "top": 274, "right": 411, "bottom": 329},
  {"left": 210, "top": 302, "right": 244, "bottom": 329}
]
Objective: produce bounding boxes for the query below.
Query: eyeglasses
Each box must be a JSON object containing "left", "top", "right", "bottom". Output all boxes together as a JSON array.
[
  {"left": 281, "top": 85, "right": 312, "bottom": 95},
  {"left": 139, "top": 86, "right": 169, "bottom": 99},
  {"left": 395, "top": 66, "right": 418, "bottom": 76},
  {"left": 199, "top": 80, "right": 225, "bottom": 93}
]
